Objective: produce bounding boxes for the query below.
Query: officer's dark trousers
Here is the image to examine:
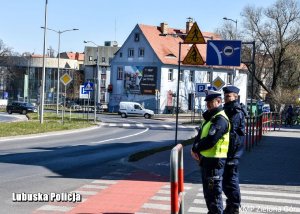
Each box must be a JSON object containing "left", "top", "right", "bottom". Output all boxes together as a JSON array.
[
  {"left": 223, "top": 163, "right": 241, "bottom": 209},
  {"left": 201, "top": 158, "right": 225, "bottom": 214}
]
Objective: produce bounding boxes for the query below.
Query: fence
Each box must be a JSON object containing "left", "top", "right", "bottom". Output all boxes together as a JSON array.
[
  {"left": 245, "top": 112, "right": 281, "bottom": 151},
  {"left": 170, "top": 143, "right": 184, "bottom": 214}
]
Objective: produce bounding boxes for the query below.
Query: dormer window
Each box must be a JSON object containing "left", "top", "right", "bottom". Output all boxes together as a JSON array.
[{"left": 134, "top": 33, "right": 140, "bottom": 42}]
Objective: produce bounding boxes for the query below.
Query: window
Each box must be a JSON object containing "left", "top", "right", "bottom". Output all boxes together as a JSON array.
[
  {"left": 207, "top": 71, "right": 212, "bottom": 82},
  {"left": 119, "top": 52, "right": 123, "bottom": 58},
  {"left": 179, "top": 70, "right": 184, "bottom": 82},
  {"left": 227, "top": 73, "right": 233, "bottom": 84},
  {"left": 168, "top": 69, "right": 173, "bottom": 81},
  {"left": 134, "top": 33, "right": 140, "bottom": 42},
  {"left": 138, "top": 48, "right": 145, "bottom": 57},
  {"left": 117, "top": 67, "right": 123, "bottom": 80},
  {"left": 102, "top": 57, "right": 106, "bottom": 63},
  {"left": 128, "top": 48, "right": 134, "bottom": 57},
  {"left": 189, "top": 70, "right": 195, "bottom": 82}
]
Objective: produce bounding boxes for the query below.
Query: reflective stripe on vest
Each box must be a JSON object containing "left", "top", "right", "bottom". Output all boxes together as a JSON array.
[{"left": 200, "top": 110, "right": 230, "bottom": 158}]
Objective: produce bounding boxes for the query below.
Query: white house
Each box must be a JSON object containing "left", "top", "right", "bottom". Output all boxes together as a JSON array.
[{"left": 109, "top": 20, "right": 248, "bottom": 113}]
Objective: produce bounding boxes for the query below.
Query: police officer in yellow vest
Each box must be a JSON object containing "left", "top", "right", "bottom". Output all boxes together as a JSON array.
[{"left": 191, "top": 91, "right": 230, "bottom": 214}]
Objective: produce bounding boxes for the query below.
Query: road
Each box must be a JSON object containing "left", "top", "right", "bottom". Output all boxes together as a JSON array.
[
  {"left": 0, "top": 112, "right": 27, "bottom": 122},
  {"left": 0, "top": 114, "right": 197, "bottom": 213}
]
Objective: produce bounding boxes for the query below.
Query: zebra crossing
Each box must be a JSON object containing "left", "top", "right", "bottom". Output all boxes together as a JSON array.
[
  {"left": 101, "top": 122, "right": 196, "bottom": 130},
  {"left": 183, "top": 183, "right": 300, "bottom": 213}
]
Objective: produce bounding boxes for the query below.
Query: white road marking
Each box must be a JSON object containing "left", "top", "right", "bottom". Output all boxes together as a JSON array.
[
  {"left": 37, "top": 205, "right": 73, "bottom": 212},
  {"left": 142, "top": 203, "right": 170, "bottom": 210},
  {"left": 92, "top": 180, "right": 118, "bottom": 184},
  {"left": 89, "top": 128, "right": 149, "bottom": 144}
]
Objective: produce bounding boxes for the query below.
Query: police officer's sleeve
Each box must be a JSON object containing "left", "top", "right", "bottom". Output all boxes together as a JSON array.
[{"left": 196, "top": 115, "right": 229, "bottom": 151}]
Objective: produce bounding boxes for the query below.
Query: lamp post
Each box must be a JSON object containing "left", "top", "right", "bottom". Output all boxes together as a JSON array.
[
  {"left": 41, "top": 27, "right": 79, "bottom": 115},
  {"left": 84, "top": 40, "right": 100, "bottom": 122},
  {"left": 40, "top": 0, "right": 48, "bottom": 124},
  {"left": 223, "top": 17, "right": 238, "bottom": 85},
  {"left": 223, "top": 17, "right": 238, "bottom": 40}
]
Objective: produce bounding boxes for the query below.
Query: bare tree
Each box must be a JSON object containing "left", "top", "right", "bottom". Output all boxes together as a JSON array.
[{"left": 241, "top": 0, "right": 300, "bottom": 110}]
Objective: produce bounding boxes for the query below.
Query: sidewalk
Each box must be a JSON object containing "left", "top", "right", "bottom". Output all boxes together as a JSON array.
[{"left": 34, "top": 125, "right": 300, "bottom": 214}]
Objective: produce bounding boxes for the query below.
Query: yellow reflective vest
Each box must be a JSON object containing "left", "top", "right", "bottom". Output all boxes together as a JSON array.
[{"left": 200, "top": 110, "right": 230, "bottom": 158}]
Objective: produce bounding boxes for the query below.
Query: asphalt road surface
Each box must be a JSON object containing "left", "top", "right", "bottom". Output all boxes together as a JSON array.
[{"left": 0, "top": 115, "right": 196, "bottom": 213}]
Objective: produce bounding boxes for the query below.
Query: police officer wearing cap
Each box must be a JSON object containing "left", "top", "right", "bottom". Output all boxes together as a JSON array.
[
  {"left": 222, "top": 86, "right": 247, "bottom": 214},
  {"left": 191, "top": 91, "right": 230, "bottom": 214}
]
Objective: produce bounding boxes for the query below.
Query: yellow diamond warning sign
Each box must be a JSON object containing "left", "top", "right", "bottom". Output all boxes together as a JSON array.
[
  {"left": 60, "top": 73, "right": 73, "bottom": 86},
  {"left": 182, "top": 44, "right": 204, "bottom": 65},
  {"left": 212, "top": 76, "right": 225, "bottom": 91},
  {"left": 184, "top": 22, "right": 206, "bottom": 44}
]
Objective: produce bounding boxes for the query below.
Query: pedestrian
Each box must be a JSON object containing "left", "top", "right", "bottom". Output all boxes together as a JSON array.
[
  {"left": 286, "top": 105, "right": 294, "bottom": 127},
  {"left": 222, "top": 86, "right": 247, "bottom": 214},
  {"left": 191, "top": 91, "right": 230, "bottom": 214}
]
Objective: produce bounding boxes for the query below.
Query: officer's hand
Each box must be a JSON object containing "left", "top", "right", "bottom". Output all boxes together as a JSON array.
[{"left": 191, "top": 149, "right": 200, "bottom": 161}]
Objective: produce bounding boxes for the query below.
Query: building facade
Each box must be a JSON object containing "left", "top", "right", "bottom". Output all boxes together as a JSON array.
[
  {"left": 109, "top": 21, "right": 248, "bottom": 113},
  {"left": 83, "top": 44, "right": 119, "bottom": 104},
  {"left": 0, "top": 54, "right": 84, "bottom": 104}
]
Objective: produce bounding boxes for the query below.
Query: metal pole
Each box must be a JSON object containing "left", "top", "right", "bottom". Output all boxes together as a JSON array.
[
  {"left": 40, "top": 0, "right": 48, "bottom": 124},
  {"left": 94, "top": 69, "right": 97, "bottom": 122},
  {"left": 175, "top": 42, "right": 182, "bottom": 144},
  {"left": 56, "top": 32, "right": 61, "bottom": 115}
]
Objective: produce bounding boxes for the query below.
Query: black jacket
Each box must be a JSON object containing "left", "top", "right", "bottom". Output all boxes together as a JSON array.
[{"left": 223, "top": 100, "right": 247, "bottom": 161}]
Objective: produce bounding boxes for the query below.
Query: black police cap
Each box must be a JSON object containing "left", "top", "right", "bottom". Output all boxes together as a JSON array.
[
  {"left": 204, "top": 91, "right": 222, "bottom": 101},
  {"left": 223, "top": 86, "right": 240, "bottom": 94}
]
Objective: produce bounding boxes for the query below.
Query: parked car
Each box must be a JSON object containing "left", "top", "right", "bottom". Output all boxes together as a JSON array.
[
  {"left": 6, "top": 101, "right": 37, "bottom": 115},
  {"left": 96, "top": 103, "right": 108, "bottom": 112},
  {"left": 66, "top": 101, "right": 81, "bottom": 110},
  {"left": 118, "top": 101, "right": 154, "bottom": 119}
]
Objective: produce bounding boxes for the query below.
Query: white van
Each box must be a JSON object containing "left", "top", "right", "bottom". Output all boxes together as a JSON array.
[{"left": 118, "top": 101, "right": 154, "bottom": 119}]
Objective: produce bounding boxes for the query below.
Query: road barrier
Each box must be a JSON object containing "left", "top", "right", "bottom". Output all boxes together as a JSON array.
[
  {"left": 170, "top": 143, "right": 184, "bottom": 214},
  {"left": 245, "top": 112, "right": 281, "bottom": 151}
]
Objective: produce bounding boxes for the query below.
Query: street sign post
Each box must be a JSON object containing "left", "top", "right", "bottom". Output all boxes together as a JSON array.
[
  {"left": 195, "top": 83, "right": 208, "bottom": 97},
  {"left": 206, "top": 40, "right": 242, "bottom": 66}
]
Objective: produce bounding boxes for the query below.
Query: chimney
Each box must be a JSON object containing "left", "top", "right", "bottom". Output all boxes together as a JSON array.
[
  {"left": 186, "top": 17, "right": 194, "bottom": 33},
  {"left": 160, "top": 22, "right": 168, "bottom": 35}
]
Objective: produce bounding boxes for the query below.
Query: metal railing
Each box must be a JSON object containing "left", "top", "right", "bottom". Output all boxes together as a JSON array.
[
  {"left": 245, "top": 112, "right": 281, "bottom": 151},
  {"left": 170, "top": 143, "right": 184, "bottom": 214}
]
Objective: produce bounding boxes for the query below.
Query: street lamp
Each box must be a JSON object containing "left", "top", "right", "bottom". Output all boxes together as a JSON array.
[
  {"left": 223, "top": 17, "right": 238, "bottom": 40},
  {"left": 40, "top": 0, "right": 48, "bottom": 124},
  {"left": 41, "top": 27, "right": 79, "bottom": 115},
  {"left": 84, "top": 40, "right": 100, "bottom": 122}
]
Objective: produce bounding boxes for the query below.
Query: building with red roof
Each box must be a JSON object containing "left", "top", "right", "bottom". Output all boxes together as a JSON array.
[{"left": 109, "top": 20, "right": 248, "bottom": 113}]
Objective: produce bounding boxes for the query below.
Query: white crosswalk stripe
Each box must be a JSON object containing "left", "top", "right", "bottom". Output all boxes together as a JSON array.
[{"left": 186, "top": 184, "right": 300, "bottom": 213}]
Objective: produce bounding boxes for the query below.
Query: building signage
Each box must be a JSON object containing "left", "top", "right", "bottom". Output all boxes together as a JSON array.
[{"left": 124, "top": 66, "right": 157, "bottom": 95}]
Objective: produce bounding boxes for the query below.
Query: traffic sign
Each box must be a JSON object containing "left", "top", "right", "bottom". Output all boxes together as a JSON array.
[
  {"left": 60, "top": 73, "right": 72, "bottom": 86},
  {"left": 208, "top": 86, "right": 217, "bottom": 91},
  {"left": 212, "top": 76, "right": 225, "bottom": 91},
  {"left": 84, "top": 81, "right": 94, "bottom": 91},
  {"left": 79, "top": 85, "right": 89, "bottom": 99},
  {"left": 206, "top": 40, "right": 242, "bottom": 66},
  {"left": 184, "top": 22, "right": 206, "bottom": 44},
  {"left": 195, "top": 83, "right": 208, "bottom": 97},
  {"left": 182, "top": 44, "right": 204, "bottom": 65}
]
